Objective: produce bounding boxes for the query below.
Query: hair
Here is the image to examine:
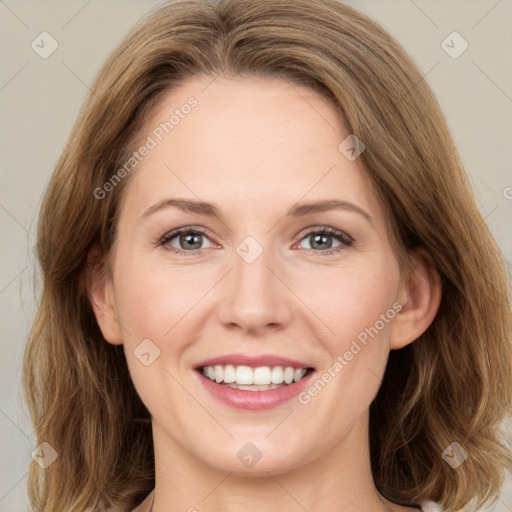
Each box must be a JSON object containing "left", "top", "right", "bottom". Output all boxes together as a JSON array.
[{"left": 22, "top": 0, "right": 512, "bottom": 511}]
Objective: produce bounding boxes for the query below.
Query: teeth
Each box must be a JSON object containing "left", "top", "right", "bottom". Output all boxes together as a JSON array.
[
  {"left": 236, "top": 365, "right": 253, "bottom": 385},
  {"left": 214, "top": 365, "right": 223, "bottom": 383},
  {"left": 201, "top": 364, "right": 309, "bottom": 387},
  {"left": 294, "top": 368, "right": 307, "bottom": 382},
  {"left": 223, "top": 364, "right": 236, "bottom": 383},
  {"left": 253, "top": 366, "right": 271, "bottom": 385},
  {"left": 228, "top": 383, "right": 283, "bottom": 391},
  {"left": 284, "top": 367, "right": 295, "bottom": 384},
  {"left": 271, "top": 366, "right": 284, "bottom": 384}
]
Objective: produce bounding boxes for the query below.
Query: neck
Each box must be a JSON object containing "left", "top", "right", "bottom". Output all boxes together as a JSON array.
[{"left": 147, "top": 411, "right": 410, "bottom": 512}]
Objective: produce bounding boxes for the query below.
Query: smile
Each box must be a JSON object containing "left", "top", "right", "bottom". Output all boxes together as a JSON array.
[
  {"left": 194, "top": 354, "right": 316, "bottom": 410},
  {"left": 200, "top": 364, "right": 310, "bottom": 390}
]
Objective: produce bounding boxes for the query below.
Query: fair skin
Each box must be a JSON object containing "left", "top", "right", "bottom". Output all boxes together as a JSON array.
[{"left": 90, "top": 75, "right": 441, "bottom": 512}]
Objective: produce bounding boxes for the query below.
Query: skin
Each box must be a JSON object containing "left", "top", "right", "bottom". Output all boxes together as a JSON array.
[{"left": 90, "top": 75, "right": 442, "bottom": 512}]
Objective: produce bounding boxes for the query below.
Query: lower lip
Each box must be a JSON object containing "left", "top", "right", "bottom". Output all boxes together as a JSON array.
[{"left": 196, "top": 370, "right": 315, "bottom": 410}]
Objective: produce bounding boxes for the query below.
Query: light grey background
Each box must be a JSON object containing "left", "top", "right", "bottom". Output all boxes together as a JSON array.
[{"left": 0, "top": 1, "right": 511, "bottom": 510}]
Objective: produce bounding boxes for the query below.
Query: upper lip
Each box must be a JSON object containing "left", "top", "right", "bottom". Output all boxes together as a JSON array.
[{"left": 194, "top": 353, "right": 314, "bottom": 370}]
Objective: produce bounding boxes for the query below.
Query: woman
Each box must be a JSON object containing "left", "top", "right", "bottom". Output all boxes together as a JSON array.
[{"left": 22, "top": 0, "right": 512, "bottom": 511}]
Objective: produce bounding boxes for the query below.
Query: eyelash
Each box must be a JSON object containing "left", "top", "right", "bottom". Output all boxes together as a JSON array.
[{"left": 157, "top": 226, "right": 354, "bottom": 256}]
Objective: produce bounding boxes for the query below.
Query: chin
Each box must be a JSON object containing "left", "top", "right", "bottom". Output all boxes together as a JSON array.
[{"left": 198, "top": 443, "right": 309, "bottom": 476}]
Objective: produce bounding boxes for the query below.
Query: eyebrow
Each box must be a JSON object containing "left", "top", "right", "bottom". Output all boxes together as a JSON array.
[{"left": 141, "top": 198, "right": 373, "bottom": 226}]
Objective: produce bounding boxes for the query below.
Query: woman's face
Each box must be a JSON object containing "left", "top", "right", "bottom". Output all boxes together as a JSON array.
[{"left": 98, "top": 75, "right": 412, "bottom": 475}]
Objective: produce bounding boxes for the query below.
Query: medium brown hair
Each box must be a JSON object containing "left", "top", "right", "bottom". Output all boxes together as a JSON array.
[{"left": 23, "top": 0, "right": 512, "bottom": 511}]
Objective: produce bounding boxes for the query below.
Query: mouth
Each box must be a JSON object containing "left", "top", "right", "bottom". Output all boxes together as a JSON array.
[
  {"left": 198, "top": 364, "right": 314, "bottom": 391},
  {"left": 193, "top": 354, "right": 316, "bottom": 410}
]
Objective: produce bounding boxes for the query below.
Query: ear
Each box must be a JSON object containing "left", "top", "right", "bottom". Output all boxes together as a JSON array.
[
  {"left": 86, "top": 246, "right": 123, "bottom": 345},
  {"left": 390, "top": 248, "right": 442, "bottom": 350}
]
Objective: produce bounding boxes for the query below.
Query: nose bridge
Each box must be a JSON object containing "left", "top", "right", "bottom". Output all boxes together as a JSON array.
[{"left": 218, "top": 236, "right": 292, "bottom": 331}]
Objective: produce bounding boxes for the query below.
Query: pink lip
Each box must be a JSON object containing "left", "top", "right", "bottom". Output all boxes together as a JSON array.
[
  {"left": 196, "top": 370, "right": 315, "bottom": 410},
  {"left": 194, "top": 353, "right": 313, "bottom": 369}
]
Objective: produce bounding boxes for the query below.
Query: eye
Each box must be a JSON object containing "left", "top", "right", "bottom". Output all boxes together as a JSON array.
[
  {"left": 157, "top": 225, "right": 354, "bottom": 256},
  {"left": 158, "top": 227, "right": 215, "bottom": 254},
  {"left": 295, "top": 226, "right": 354, "bottom": 255}
]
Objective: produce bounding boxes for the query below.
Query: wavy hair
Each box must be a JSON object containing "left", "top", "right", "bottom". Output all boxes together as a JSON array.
[{"left": 22, "top": 0, "right": 512, "bottom": 510}]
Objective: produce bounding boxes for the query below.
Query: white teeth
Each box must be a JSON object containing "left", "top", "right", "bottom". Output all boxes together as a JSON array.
[
  {"left": 235, "top": 365, "right": 253, "bottom": 385},
  {"left": 200, "top": 364, "right": 310, "bottom": 387},
  {"left": 294, "top": 368, "right": 307, "bottom": 381},
  {"left": 271, "top": 366, "right": 284, "bottom": 384},
  {"left": 223, "top": 364, "right": 236, "bottom": 383},
  {"left": 253, "top": 366, "right": 271, "bottom": 385},
  {"left": 229, "top": 383, "right": 283, "bottom": 391},
  {"left": 284, "top": 367, "right": 295, "bottom": 384}
]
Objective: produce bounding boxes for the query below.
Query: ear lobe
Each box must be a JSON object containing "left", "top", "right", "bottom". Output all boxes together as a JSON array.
[
  {"left": 86, "top": 246, "right": 123, "bottom": 346},
  {"left": 390, "top": 248, "right": 442, "bottom": 350}
]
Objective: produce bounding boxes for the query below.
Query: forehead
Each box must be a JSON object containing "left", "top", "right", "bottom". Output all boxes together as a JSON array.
[{"left": 122, "top": 75, "right": 381, "bottom": 227}]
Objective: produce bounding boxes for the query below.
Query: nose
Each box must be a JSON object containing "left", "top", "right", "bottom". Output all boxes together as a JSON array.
[{"left": 217, "top": 241, "right": 294, "bottom": 334}]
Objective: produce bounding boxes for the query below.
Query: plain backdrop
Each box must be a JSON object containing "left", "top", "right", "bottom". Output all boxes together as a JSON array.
[{"left": 0, "top": 1, "right": 511, "bottom": 510}]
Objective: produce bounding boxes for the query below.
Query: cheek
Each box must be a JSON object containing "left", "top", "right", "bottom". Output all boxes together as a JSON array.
[
  {"left": 113, "top": 254, "right": 191, "bottom": 345},
  {"left": 112, "top": 257, "right": 195, "bottom": 407},
  {"left": 303, "top": 258, "right": 400, "bottom": 349},
  {"left": 295, "top": 264, "right": 399, "bottom": 434}
]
